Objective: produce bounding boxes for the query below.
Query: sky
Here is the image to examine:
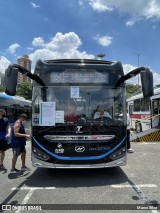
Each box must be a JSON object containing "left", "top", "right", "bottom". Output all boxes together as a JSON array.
[{"left": 0, "top": 0, "right": 160, "bottom": 85}]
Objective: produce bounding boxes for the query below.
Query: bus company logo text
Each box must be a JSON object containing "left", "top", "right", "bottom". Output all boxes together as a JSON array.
[
  {"left": 75, "top": 146, "right": 85, "bottom": 152},
  {"left": 89, "top": 147, "right": 111, "bottom": 151}
]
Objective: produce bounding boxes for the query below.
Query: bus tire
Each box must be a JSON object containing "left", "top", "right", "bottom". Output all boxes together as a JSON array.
[{"left": 136, "top": 123, "right": 142, "bottom": 133}]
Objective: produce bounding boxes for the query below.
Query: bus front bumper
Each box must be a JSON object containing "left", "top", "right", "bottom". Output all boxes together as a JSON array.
[{"left": 31, "top": 155, "right": 127, "bottom": 169}]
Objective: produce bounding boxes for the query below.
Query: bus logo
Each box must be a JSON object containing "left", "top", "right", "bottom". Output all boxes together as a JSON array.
[
  {"left": 57, "top": 143, "right": 62, "bottom": 148},
  {"left": 75, "top": 126, "right": 83, "bottom": 133},
  {"left": 75, "top": 146, "right": 85, "bottom": 152}
]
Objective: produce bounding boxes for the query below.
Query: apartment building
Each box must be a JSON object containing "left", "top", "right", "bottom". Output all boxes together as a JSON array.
[{"left": 17, "top": 54, "right": 32, "bottom": 83}]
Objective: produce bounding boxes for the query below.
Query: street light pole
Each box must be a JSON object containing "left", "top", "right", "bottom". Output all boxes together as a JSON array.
[{"left": 136, "top": 52, "right": 141, "bottom": 87}]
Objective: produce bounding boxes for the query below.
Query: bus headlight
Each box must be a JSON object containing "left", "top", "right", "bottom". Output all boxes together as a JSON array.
[
  {"left": 109, "top": 147, "right": 126, "bottom": 160},
  {"left": 33, "top": 147, "right": 50, "bottom": 161}
]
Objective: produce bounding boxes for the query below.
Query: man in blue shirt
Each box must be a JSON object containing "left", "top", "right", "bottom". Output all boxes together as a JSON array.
[
  {"left": 11, "top": 113, "right": 31, "bottom": 173},
  {"left": 0, "top": 109, "right": 11, "bottom": 170}
]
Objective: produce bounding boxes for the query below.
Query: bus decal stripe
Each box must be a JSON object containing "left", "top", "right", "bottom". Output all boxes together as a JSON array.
[{"left": 32, "top": 136, "right": 126, "bottom": 161}]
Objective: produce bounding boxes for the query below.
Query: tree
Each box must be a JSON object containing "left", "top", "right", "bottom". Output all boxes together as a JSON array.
[
  {"left": 0, "top": 85, "right": 4, "bottom": 92},
  {"left": 126, "top": 83, "right": 141, "bottom": 99},
  {"left": 16, "top": 82, "right": 32, "bottom": 100}
]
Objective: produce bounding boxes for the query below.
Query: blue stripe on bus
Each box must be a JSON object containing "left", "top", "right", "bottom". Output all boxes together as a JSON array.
[{"left": 32, "top": 136, "right": 126, "bottom": 161}]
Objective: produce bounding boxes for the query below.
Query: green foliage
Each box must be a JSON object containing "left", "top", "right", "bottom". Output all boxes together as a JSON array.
[
  {"left": 126, "top": 83, "right": 141, "bottom": 99},
  {"left": 16, "top": 82, "right": 32, "bottom": 100},
  {"left": 0, "top": 85, "right": 4, "bottom": 92}
]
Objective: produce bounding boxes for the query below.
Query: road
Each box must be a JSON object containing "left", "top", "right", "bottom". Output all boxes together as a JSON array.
[{"left": 0, "top": 142, "right": 160, "bottom": 213}]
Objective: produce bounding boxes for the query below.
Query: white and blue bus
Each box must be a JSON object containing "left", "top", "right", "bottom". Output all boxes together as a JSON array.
[
  {"left": 4, "top": 59, "right": 153, "bottom": 168},
  {"left": 0, "top": 92, "right": 31, "bottom": 145}
]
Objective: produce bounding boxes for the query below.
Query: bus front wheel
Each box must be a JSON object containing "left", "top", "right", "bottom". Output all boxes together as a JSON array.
[{"left": 136, "top": 123, "right": 142, "bottom": 133}]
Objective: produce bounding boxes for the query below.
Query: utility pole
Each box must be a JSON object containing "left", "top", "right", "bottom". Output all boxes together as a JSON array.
[{"left": 136, "top": 52, "right": 141, "bottom": 89}]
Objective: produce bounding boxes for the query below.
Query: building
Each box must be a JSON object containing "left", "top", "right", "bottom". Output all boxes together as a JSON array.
[{"left": 17, "top": 54, "right": 32, "bottom": 83}]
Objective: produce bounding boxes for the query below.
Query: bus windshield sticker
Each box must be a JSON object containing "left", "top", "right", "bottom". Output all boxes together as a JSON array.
[
  {"left": 32, "top": 114, "right": 39, "bottom": 126},
  {"left": 70, "top": 86, "right": 79, "bottom": 98},
  {"left": 39, "top": 102, "right": 56, "bottom": 126},
  {"left": 56, "top": 111, "right": 64, "bottom": 123}
]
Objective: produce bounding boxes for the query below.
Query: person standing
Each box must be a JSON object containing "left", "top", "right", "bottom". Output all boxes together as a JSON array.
[
  {"left": 0, "top": 109, "right": 11, "bottom": 170},
  {"left": 10, "top": 114, "right": 31, "bottom": 173},
  {"left": 127, "top": 111, "right": 134, "bottom": 153}
]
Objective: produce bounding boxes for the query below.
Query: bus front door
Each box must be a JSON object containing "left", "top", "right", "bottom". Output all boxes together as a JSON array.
[{"left": 151, "top": 99, "right": 160, "bottom": 128}]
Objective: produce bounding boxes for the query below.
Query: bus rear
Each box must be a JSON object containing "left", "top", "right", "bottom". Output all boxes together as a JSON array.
[{"left": 31, "top": 59, "right": 127, "bottom": 168}]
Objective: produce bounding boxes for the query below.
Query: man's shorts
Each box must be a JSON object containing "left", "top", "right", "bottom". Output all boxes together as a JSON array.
[
  {"left": 0, "top": 138, "right": 8, "bottom": 151},
  {"left": 12, "top": 146, "right": 26, "bottom": 157}
]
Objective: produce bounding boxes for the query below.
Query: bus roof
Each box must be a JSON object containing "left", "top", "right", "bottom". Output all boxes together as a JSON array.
[
  {"left": 43, "top": 59, "right": 116, "bottom": 65},
  {"left": 126, "top": 87, "right": 160, "bottom": 102},
  {"left": 35, "top": 59, "right": 123, "bottom": 69}
]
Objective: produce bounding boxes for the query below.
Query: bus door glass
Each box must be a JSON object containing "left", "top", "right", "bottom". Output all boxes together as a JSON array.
[{"left": 152, "top": 99, "right": 160, "bottom": 127}]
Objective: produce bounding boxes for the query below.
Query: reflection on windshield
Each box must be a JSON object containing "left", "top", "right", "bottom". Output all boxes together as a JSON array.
[{"left": 32, "top": 85, "right": 125, "bottom": 124}]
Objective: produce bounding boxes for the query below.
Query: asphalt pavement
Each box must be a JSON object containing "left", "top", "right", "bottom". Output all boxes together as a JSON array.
[{"left": 0, "top": 141, "right": 160, "bottom": 213}]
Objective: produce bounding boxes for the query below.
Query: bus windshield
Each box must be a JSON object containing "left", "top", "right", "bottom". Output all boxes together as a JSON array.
[{"left": 32, "top": 85, "right": 125, "bottom": 125}]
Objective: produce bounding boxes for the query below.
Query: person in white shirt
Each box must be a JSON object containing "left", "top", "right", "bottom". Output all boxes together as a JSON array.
[
  {"left": 93, "top": 105, "right": 112, "bottom": 119},
  {"left": 127, "top": 111, "right": 134, "bottom": 153}
]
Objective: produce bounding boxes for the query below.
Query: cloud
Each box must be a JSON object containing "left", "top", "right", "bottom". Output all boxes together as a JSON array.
[
  {"left": 87, "top": 0, "right": 160, "bottom": 25},
  {"left": 0, "top": 56, "right": 11, "bottom": 74},
  {"left": 89, "top": 0, "right": 113, "bottom": 12},
  {"left": 30, "top": 32, "right": 94, "bottom": 68},
  {"left": 32, "top": 37, "right": 45, "bottom": 47},
  {"left": 152, "top": 72, "right": 160, "bottom": 87},
  {"left": 94, "top": 35, "right": 112, "bottom": 47},
  {"left": 31, "top": 2, "right": 40, "bottom": 8},
  {"left": 46, "top": 32, "right": 82, "bottom": 51},
  {"left": 7, "top": 43, "right": 20, "bottom": 54}
]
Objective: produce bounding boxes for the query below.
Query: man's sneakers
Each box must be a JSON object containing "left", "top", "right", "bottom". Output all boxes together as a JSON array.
[
  {"left": 0, "top": 164, "right": 7, "bottom": 170},
  {"left": 10, "top": 168, "right": 21, "bottom": 173},
  {"left": 127, "top": 148, "right": 134, "bottom": 153},
  {"left": 21, "top": 166, "right": 31, "bottom": 171},
  {"left": 9, "top": 166, "right": 31, "bottom": 173}
]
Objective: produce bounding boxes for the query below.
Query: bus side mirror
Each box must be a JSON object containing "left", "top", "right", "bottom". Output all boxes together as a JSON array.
[
  {"left": 4, "top": 65, "right": 18, "bottom": 96},
  {"left": 141, "top": 68, "right": 153, "bottom": 97}
]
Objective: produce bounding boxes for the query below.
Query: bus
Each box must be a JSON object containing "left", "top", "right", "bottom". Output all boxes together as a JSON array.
[
  {"left": 0, "top": 92, "right": 31, "bottom": 145},
  {"left": 127, "top": 87, "right": 160, "bottom": 133},
  {"left": 4, "top": 59, "right": 153, "bottom": 168}
]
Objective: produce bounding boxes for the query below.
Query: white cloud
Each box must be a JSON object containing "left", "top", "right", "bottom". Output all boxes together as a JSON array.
[
  {"left": 46, "top": 32, "right": 82, "bottom": 52},
  {"left": 87, "top": 0, "right": 160, "bottom": 25},
  {"left": 30, "top": 32, "right": 94, "bottom": 68},
  {"left": 89, "top": 0, "right": 113, "bottom": 12},
  {"left": 0, "top": 56, "right": 11, "bottom": 74},
  {"left": 32, "top": 37, "right": 45, "bottom": 47},
  {"left": 7, "top": 43, "right": 20, "bottom": 54},
  {"left": 31, "top": 2, "right": 40, "bottom": 8},
  {"left": 152, "top": 72, "right": 160, "bottom": 87},
  {"left": 94, "top": 35, "right": 112, "bottom": 47}
]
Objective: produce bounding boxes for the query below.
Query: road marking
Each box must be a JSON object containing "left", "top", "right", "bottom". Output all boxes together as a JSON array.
[
  {"left": 13, "top": 186, "right": 56, "bottom": 213},
  {"left": 111, "top": 184, "right": 157, "bottom": 188},
  {"left": 12, "top": 186, "right": 56, "bottom": 190},
  {"left": 137, "top": 142, "right": 157, "bottom": 145},
  {"left": 21, "top": 189, "right": 34, "bottom": 204},
  {"left": 15, "top": 189, "right": 35, "bottom": 213},
  {"left": 112, "top": 184, "right": 159, "bottom": 213}
]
